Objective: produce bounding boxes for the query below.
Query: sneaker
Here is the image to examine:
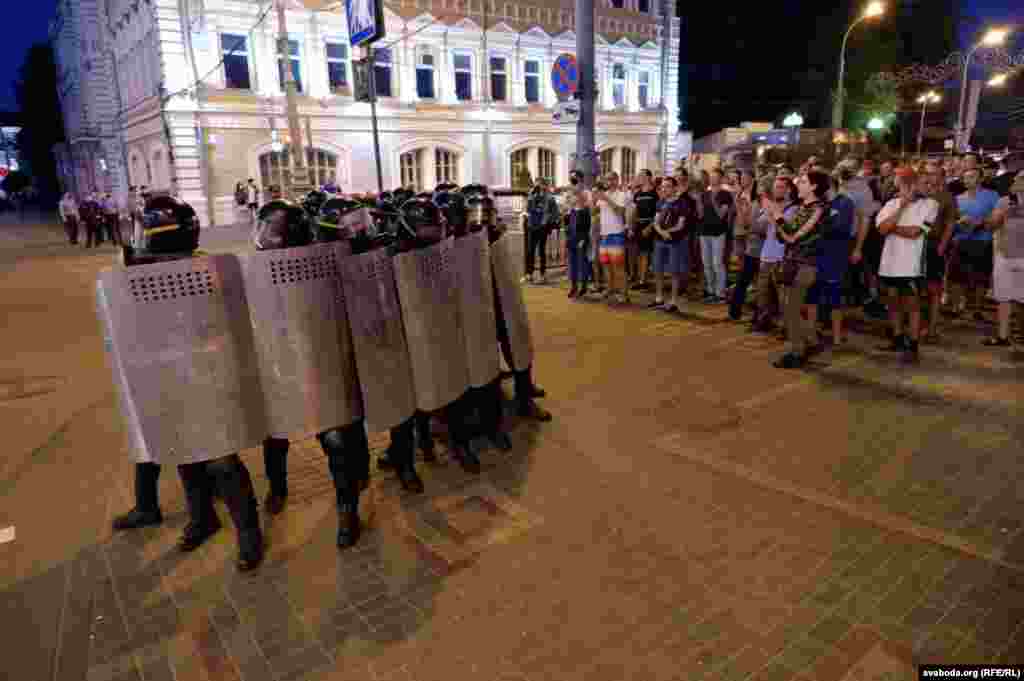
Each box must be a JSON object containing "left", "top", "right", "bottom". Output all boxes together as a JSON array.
[
  {"left": 663, "top": 302, "right": 679, "bottom": 313},
  {"left": 647, "top": 299, "right": 665, "bottom": 309},
  {"left": 112, "top": 507, "right": 163, "bottom": 531},
  {"left": 982, "top": 336, "right": 1012, "bottom": 347},
  {"left": 520, "top": 274, "right": 532, "bottom": 284}
]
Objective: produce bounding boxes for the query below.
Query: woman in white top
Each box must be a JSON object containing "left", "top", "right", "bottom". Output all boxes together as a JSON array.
[
  {"left": 982, "top": 171, "right": 1024, "bottom": 347},
  {"left": 593, "top": 172, "right": 630, "bottom": 303},
  {"left": 58, "top": 192, "right": 79, "bottom": 245}
]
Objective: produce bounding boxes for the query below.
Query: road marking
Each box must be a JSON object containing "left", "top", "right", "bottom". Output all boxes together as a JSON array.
[{"left": 0, "top": 526, "right": 14, "bottom": 544}]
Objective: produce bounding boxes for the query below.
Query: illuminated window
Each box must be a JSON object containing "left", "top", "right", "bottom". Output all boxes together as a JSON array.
[
  {"left": 435, "top": 149, "right": 459, "bottom": 184},
  {"left": 259, "top": 146, "right": 338, "bottom": 191},
  {"left": 400, "top": 149, "right": 424, "bottom": 191},
  {"left": 326, "top": 42, "right": 348, "bottom": 92},
  {"left": 221, "top": 34, "right": 251, "bottom": 89}
]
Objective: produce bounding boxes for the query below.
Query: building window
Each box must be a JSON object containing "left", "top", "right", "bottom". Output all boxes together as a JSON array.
[
  {"left": 524, "top": 60, "right": 540, "bottom": 103},
  {"left": 538, "top": 148, "right": 555, "bottom": 183},
  {"left": 638, "top": 0, "right": 650, "bottom": 12},
  {"left": 326, "top": 42, "right": 349, "bottom": 93},
  {"left": 374, "top": 48, "right": 393, "bottom": 97},
  {"left": 510, "top": 149, "right": 530, "bottom": 187},
  {"left": 454, "top": 53, "right": 473, "bottom": 101},
  {"left": 221, "top": 34, "right": 251, "bottom": 89},
  {"left": 612, "top": 63, "right": 625, "bottom": 108},
  {"left": 599, "top": 148, "right": 614, "bottom": 177},
  {"left": 416, "top": 52, "right": 435, "bottom": 99},
  {"left": 277, "top": 38, "right": 302, "bottom": 93},
  {"left": 610, "top": 0, "right": 623, "bottom": 8},
  {"left": 490, "top": 56, "right": 507, "bottom": 102},
  {"left": 400, "top": 149, "right": 424, "bottom": 191},
  {"left": 621, "top": 148, "right": 636, "bottom": 183},
  {"left": 260, "top": 146, "right": 339, "bottom": 192},
  {"left": 638, "top": 71, "right": 650, "bottom": 108},
  {"left": 435, "top": 149, "right": 459, "bottom": 185}
]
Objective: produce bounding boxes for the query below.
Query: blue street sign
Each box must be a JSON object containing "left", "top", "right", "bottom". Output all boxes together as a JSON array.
[{"left": 346, "top": 0, "right": 385, "bottom": 48}]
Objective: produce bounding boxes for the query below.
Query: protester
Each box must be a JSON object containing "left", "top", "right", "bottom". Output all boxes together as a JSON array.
[
  {"left": 102, "top": 193, "right": 121, "bottom": 245},
  {"left": 982, "top": 171, "right": 1024, "bottom": 347},
  {"left": 770, "top": 171, "right": 829, "bottom": 368},
  {"left": 648, "top": 175, "right": 693, "bottom": 313},
  {"left": 566, "top": 170, "right": 592, "bottom": 299},
  {"left": 58, "top": 192, "right": 80, "bottom": 245},
  {"left": 876, "top": 167, "right": 939, "bottom": 364},
  {"left": 699, "top": 169, "right": 732, "bottom": 303},
  {"left": 728, "top": 169, "right": 758, "bottom": 320},
  {"left": 752, "top": 176, "right": 799, "bottom": 333},
  {"left": 949, "top": 165, "right": 1001, "bottom": 321},
  {"left": 524, "top": 178, "right": 560, "bottom": 284},
  {"left": 630, "top": 170, "right": 659, "bottom": 291},
  {"left": 594, "top": 172, "right": 630, "bottom": 304},
  {"left": 918, "top": 168, "right": 958, "bottom": 342},
  {"left": 808, "top": 170, "right": 856, "bottom": 346}
]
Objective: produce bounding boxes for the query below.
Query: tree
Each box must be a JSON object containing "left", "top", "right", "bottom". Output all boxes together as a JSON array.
[{"left": 13, "top": 44, "right": 65, "bottom": 204}]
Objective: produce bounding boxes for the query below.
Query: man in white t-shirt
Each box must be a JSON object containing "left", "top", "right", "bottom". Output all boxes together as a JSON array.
[
  {"left": 246, "top": 178, "right": 260, "bottom": 222},
  {"left": 875, "top": 167, "right": 939, "bottom": 363},
  {"left": 593, "top": 172, "right": 630, "bottom": 303}
]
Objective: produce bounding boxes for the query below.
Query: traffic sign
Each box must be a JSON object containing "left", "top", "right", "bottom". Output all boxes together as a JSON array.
[
  {"left": 551, "top": 53, "right": 579, "bottom": 101},
  {"left": 553, "top": 101, "right": 580, "bottom": 125}
]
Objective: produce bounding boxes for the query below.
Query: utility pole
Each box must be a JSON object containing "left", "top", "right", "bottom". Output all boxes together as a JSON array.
[
  {"left": 575, "top": 0, "right": 596, "bottom": 187},
  {"left": 276, "top": 0, "right": 311, "bottom": 197}
]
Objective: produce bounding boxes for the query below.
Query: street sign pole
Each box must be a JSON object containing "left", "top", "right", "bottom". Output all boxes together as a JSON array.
[
  {"left": 345, "top": 0, "right": 386, "bottom": 195},
  {"left": 367, "top": 50, "right": 385, "bottom": 196},
  {"left": 575, "top": 0, "right": 596, "bottom": 188}
]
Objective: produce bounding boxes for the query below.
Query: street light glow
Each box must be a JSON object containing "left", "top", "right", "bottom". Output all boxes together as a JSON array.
[
  {"left": 917, "top": 91, "right": 940, "bottom": 104},
  {"left": 783, "top": 112, "right": 804, "bottom": 127},
  {"left": 863, "top": 2, "right": 884, "bottom": 19},
  {"left": 988, "top": 73, "right": 1008, "bottom": 87},
  {"left": 867, "top": 117, "right": 885, "bottom": 130},
  {"left": 981, "top": 28, "right": 1009, "bottom": 46}
]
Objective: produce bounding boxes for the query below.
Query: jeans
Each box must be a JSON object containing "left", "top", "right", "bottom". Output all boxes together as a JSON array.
[
  {"left": 567, "top": 238, "right": 590, "bottom": 285},
  {"left": 729, "top": 255, "right": 760, "bottom": 319},
  {"left": 525, "top": 228, "right": 551, "bottom": 276},
  {"left": 699, "top": 234, "right": 727, "bottom": 298},
  {"left": 783, "top": 264, "right": 818, "bottom": 355}
]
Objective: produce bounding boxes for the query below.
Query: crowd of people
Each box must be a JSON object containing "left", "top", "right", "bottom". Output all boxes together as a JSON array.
[
  {"left": 526, "top": 153, "right": 1024, "bottom": 368},
  {"left": 58, "top": 186, "right": 151, "bottom": 248}
]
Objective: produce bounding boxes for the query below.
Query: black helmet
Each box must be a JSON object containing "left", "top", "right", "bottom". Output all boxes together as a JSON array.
[
  {"left": 392, "top": 188, "right": 415, "bottom": 206},
  {"left": 435, "top": 182, "right": 459, "bottom": 194},
  {"left": 316, "top": 197, "right": 365, "bottom": 242},
  {"left": 460, "top": 183, "right": 489, "bottom": 199},
  {"left": 302, "top": 190, "right": 328, "bottom": 217},
  {"left": 253, "top": 199, "right": 313, "bottom": 250},
  {"left": 139, "top": 195, "right": 200, "bottom": 255},
  {"left": 435, "top": 189, "right": 468, "bottom": 236},
  {"left": 400, "top": 196, "right": 444, "bottom": 244},
  {"left": 465, "top": 192, "right": 495, "bottom": 233}
]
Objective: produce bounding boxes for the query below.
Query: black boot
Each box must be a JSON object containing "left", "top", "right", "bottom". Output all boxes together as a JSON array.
[
  {"left": 262, "top": 437, "right": 289, "bottom": 515},
  {"left": 415, "top": 410, "right": 437, "bottom": 462},
  {"left": 318, "top": 427, "right": 363, "bottom": 549},
  {"left": 479, "top": 381, "right": 512, "bottom": 451},
  {"left": 112, "top": 463, "right": 164, "bottom": 530},
  {"left": 208, "top": 455, "right": 263, "bottom": 572},
  {"left": 176, "top": 462, "right": 222, "bottom": 551},
  {"left": 388, "top": 417, "right": 424, "bottom": 494},
  {"left": 515, "top": 367, "right": 552, "bottom": 422},
  {"left": 445, "top": 397, "right": 481, "bottom": 474}
]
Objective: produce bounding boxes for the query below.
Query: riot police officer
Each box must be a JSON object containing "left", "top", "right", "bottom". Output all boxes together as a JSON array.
[
  {"left": 250, "top": 199, "right": 369, "bottom": 548},
  {"left": 108, "top": 197, "right": 264, "bottom": 571}
]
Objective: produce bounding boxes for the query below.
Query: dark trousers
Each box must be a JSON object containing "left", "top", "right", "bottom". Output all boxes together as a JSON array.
[
  {"left": 178, "top": 455, "right": 260, "bottom": 540},
  {"left": 85, "top": 219, "right": 102, "bottom": 247},
  {"left": 729, "top": 255, "right": 761, "bottom": 320},
  {"left": 316, "top": 423, "right": 369, "bottom": 511},
  {"left": 133, "top": 462, "right": 162, "bottom": 512},
  {"left": 64, "top": 217, "right": 79, "bottom": 244},
  {"left": 567, "top": 239, "right": 590, "bottom": 285},
  {"left": 105, "top": 215, "right": 121, "bottom": 245},
  {"left": 525, "top": 228, "right": 550, "bottom": 276}
]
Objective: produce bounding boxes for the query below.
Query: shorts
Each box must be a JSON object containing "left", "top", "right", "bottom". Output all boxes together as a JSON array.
[
  {"left": 599, "top": 233, "right": 627, "bottom": 266},
  {"left": 993, "top": 255, "right": 1024, "bottom": 304},
  {"left": 807, "top": 280, "right": 844, "bottom": 307},
  {"left": 653, "top": 238, "right": 689, "bottom": 275},
  {"left": 880, "top": 276, "right": 923, "bottom": 297},
  {"left": 950, "top": 239, "right": 994, "bottom": 281}
]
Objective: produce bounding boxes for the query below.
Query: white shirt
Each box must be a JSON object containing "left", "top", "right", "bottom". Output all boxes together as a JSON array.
[
  {"left": 597, "top": 190, "right": 627, "bottom": 236},
  {"left": 877, "top": 197, "right": 939, "bottom": 277},
  {"left": 246, "top": 184, "right": 259, "bottom": 204},
  {"left": 58, "top": 196, "right": 78, "bottom": 221}
]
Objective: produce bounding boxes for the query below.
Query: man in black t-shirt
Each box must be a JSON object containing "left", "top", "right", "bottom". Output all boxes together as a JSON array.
[
  {"left": 630, "top": 169, "right": 659, "bottom": 290},
  {"left": 699, "top": 169, "right": 733, "bottom": 302}
]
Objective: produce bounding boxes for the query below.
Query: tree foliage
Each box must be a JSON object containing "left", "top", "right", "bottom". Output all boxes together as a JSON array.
[{"left": 13, "top": 44, "right": 64, "bottom": 203}]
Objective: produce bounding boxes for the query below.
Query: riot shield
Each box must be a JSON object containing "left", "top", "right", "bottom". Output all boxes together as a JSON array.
[
  {"left": 96, "top": 255, "right": 267, "bottom": 465},
  {"left": 490, "top": 234, "right": 535, "bottom": 371},
  {"left": 238, "top": 241, "right": 363, "bottom": 440},
  {"left": 338, "top": 248, "right": 418, "bottom": 433},
  {"left": 452, "top": 232, "right": 501, "bottom": 387},
  {"left": 393, "top": 238, "right": 470, "bottom": 412}
]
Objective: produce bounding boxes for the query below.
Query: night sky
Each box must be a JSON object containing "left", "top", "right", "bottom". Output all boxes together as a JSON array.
[{"left": 1, "top": 0, "right": 57, "bottom": 111}]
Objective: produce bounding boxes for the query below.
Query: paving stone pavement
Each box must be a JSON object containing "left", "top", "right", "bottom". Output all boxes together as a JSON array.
[{"left": 2, "top": 218, "right": 1023, "bottom": 681}]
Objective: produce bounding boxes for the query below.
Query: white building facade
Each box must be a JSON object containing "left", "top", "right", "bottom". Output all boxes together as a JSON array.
[{"left": 54, "top": 0, "right": 681, "bottom": 227}]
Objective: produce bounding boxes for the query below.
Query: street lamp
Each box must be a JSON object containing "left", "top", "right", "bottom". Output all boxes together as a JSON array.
[
  {"left": 832, "top": 1, "right": 885, "bottom": 129},
  {"left": 956, "top": 27, "right": 1011, "bottom": 151},
  {"left": 867, "top": 117, "right": 885, "bottom": 131},
  {"left": 988, "top": 73, "right": 1009, "bottom": 87},
  {"left": 916, "top": 91, "right": 940, "bottom": 155}
]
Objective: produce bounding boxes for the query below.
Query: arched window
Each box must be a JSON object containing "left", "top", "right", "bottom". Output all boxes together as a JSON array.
[
  {"left": 259, "top": 146, "right": 339, "bottom": 191},
  {"left": 398, "top": 145, "right": 462, "bottom": 191},
  {"left": 598, "top": 147, "right": 638, "bottom": 183},
  {"left": 508, "top": 146, "right": 558, "bottom": 188}
]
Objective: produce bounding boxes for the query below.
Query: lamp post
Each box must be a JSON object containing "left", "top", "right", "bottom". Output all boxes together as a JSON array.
[
  {"left": 276, "top": 0, "right": 311, "bottom": 197},
  {"left": 916, "top": 91, "right": 940, "bottom": 156},
  {"left": 832, "top": 1, "right": 885, "bottom": 129},
  {"left": 956, "top": 27, "right": 1009, "bottom": 152}
]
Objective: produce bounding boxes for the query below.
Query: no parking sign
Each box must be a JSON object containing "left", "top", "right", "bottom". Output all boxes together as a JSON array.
[{"left": 551, "top": 53, "right": 579, "bottom": 101}]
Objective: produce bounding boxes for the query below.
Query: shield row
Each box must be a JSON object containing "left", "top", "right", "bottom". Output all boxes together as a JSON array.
[{"left": 96, "top": 234, "right": 534, "bottom": 467}]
